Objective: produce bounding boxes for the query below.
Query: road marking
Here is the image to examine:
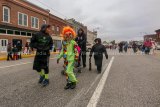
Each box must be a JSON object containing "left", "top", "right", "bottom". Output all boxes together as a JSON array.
[
  {"left": 87, "top": 56, "right": 115, "bottom": 107},
  {"left": 84, "top": 62, "right": 109, "bottom": 95},
  {"left": 0, "top": 58, "right": 56, "bottom": 69}
]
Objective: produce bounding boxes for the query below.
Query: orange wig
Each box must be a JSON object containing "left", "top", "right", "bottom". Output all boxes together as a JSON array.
[{"left": 61, "top": 26, "right": 76, "bottom": 39}]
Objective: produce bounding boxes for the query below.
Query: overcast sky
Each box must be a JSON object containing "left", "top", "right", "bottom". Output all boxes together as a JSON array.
[{"left": 28, "top": 0, "right": 160, "bottom": 41}]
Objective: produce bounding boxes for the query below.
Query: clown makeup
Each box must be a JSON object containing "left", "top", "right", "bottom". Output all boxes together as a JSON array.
[{"left": 64, "top": 32, "right": 73, "bottom": 41}]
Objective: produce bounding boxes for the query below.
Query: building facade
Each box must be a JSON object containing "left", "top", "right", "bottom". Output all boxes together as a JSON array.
[
  {"left": 144, "top": 29, "right": 160, "bottom": 43},
  {"left": 66, "top": 18, "right": 87, "bottom": 36},
  {"left": 49, "top": 14, "right": 68, "bottom": 50},
  {"left": 0, "top": 0, "right": 50, "bottom": 52},
  {"left": 0, "top": 0, "right": 71, "bottom": 52},
  {"left": 87, "top": 30, "right": 97, "bottom": 45}
]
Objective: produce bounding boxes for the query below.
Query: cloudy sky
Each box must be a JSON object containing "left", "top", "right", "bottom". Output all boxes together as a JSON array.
[{"left": 28, "top": 0, "right": 160, "bottom": 41}]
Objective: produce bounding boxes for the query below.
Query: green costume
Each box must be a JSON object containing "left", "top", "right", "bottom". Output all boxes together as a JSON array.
[{"left": 58, "top": 40, "right": 79, "bottom": 83}]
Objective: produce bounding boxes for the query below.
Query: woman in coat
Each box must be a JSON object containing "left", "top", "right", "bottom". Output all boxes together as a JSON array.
[
  {"left": 75, "top": 28, "right": 87, "bottom": 68},
  {"left": 90, "top": 38, "right": 108, "bottom": 73},
  {"left": 30, "top": 24, "right": 53, "bottom": 87}
]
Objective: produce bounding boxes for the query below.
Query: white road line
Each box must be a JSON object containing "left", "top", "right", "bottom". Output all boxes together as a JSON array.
[
  {"left": 0, "top": 57, "right": 56, "bottom": 69},
  {"left": 87, "top": 56, "right": 115, "bottom": 107},
  {"left": 0, "top": 62, "right": 32, "bottom": 69},
  {"left": 84, "top": 62, "right": 109, "bottom": 95}
]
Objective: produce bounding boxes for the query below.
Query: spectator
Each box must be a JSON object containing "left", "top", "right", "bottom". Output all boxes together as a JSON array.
[
  {"left": 12, "top": 45, "right": 18, "bottom": 60},
  {"left": 7, "top": 43, "right": 13, "bottom": 61},
  {"left": 75, "top": 28, "right": 87, "bottom": 68},
  {"left": 16, "top": 41, "right": 22, "bottom": 59}
]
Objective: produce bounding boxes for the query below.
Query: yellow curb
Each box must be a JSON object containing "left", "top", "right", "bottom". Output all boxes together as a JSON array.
[{"left": 0, "top": 52, "right": 59, "bottom": 61}]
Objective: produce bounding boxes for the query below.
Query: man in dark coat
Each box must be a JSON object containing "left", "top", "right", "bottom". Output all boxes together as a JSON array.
[
  {"left": 118, "top": 42, "right": 124, "bottom": 53},
  {"left": 30, "top": 24, "right": 53, "bottom": 87},
  {"left": 16, "top": 41, "right": 22, "bottom": 59},
  {"left": 75, "top": 28, "right": 87, "bottom": 68},
  {"left": 7, "top": 43, "right": 13, "bottom": 61},
  {"left": 90, "top": 38, "right": 108, "bottom": 73}
]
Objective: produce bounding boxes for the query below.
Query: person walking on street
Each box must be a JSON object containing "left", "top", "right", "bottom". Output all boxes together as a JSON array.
[
  {"left": 144, "top": 39, "right": 152, "bottom": 55},
  {"left": 132, "top": 42, "right": 137, "bottom": 53},
  {"left": 90, "top": 38, "right": 108, "bottom": 74},
  {"left": 124, "top": 42, "right": 128, "bottom": 53},
  {"left": 57, "top": 26, "right": 79, "bottom": 89},
  {"left": 7, "top": 43, "right": 13, "bottom": 61},
  {"left": 16, "top": 41, "right": 22, "bottom": 59},
  {"left": 30, "top": 24, "right": 53, "bottom": 87},
  {"left": 75, "top": 28, "right": 87, "bottom": 68},
  {"left": 151, "top": 39, "right": 157, "bottom": 55},
  {"left": 12, "top": 45, "right": 18, "bottom": 60},
  {"left": 118, "top": 42, "right": 124, "bottom": 53}
]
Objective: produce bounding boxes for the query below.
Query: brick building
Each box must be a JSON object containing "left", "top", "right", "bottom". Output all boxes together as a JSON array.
[
  {"left": 49, "top": 14, "right": 69, "bottom": 50},
  {"left": 0, "top": 0, "right": 71, "bottom": 52},
  {"left": 66, "top": 18, "right": 87, "bottom": 36},
  {"left": 0, "top": 0, "right": 50, "bottom": 52},
  {"left": 87, "top": 30, "right": 97, "bottom": 45},
  {"left": 155, "top": 29, "right": 160, "bottom": 42},
  {"left": 144, "top": 29, "right": 160, "bottom": 43}
]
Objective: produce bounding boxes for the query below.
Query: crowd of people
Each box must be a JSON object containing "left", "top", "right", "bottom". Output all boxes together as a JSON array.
[
  {"left": 118, "top": 38, "right": 157, "bottom": 55},
  {"left": 6, "top": 42, "right": 32, "bottom": 61},
  {"left": 29, "top": 24, "right": 108, "bottom": 89}
]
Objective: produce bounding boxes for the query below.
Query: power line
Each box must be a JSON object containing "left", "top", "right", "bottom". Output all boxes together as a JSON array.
[{"left": 36, "top": 0, "right": 68, "bottom": 19}]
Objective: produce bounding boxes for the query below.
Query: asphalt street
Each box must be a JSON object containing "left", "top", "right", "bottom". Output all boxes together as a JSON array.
[{"left": 0, "top": 50, "right": 160, "bottom": 107}]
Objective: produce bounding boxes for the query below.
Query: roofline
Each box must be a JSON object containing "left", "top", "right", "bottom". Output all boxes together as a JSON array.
[{"left": 23, "top": 0, "right": 50, "bottom": 13}]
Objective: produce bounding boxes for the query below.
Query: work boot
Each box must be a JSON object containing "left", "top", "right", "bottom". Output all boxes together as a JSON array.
[
  {"left": 64, "top": 83, "right": 71, "bottom": 90},
  {"left": 38, "top": 76, "right": 45, "bottom": 84},
  {"left": 70, "top": 82, "right": 76, "bottom": 89},
  {"left": 42, "top": 79, "right": 49, "bottom": 87}
]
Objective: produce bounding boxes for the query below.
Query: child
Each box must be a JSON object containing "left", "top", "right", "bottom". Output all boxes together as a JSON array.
[
  {"left": 57, "top": 26, "right": 79, "bottom": 90},
  {"left": 12, "top": 45, "right": 18, "bottom": 60},
  {"left": 90, "top": 38, "right": 108, "bottom": 73},
  {"left": 30, "top": 24, "right": 53, "bottom": 87}
]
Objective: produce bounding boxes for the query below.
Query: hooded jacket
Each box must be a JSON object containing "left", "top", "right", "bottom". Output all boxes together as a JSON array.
[
  {"left": 75, "top": 28, "right": 87, "bottom": 51},
  {"left": 30, "top": 24, "right": 53, "bottom": 55}
]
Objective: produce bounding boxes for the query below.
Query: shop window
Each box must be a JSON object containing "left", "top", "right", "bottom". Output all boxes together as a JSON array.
[
  {"left": 0, "top": 29, "right": 6, "bottom": 34},
  {"left": 7, "top": 30, "right": 14, "bottom": 34},
  {"left": 27, "top": 33, "right": 32, "bottom": 36},
  {"left": 15, "top": 31, "right": 20, "bottom": 35},
  {"left": 21, "top": 32, "right": 26, "bottom": 36}
]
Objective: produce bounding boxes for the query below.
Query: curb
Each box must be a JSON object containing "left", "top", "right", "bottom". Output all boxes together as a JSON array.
[{"left": 0, "top": 52, "right": 59, "bottom": 61}]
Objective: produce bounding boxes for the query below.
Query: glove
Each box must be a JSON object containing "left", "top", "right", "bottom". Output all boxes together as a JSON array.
[{"left": 57, "top": 59, "right": 60, "bottom": 64}]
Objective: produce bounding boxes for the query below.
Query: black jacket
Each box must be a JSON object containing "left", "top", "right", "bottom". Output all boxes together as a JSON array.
[
  {"left": 75, "top": 29, "right": 87, "bottom": 51},
  {"left": 30, "top": 24, "right": 53, "bottom": 70},
  {"left": 16, "top": 43, "right": 22, "bottom": 51},
  {"left": 30, "top": 25, "right": 53, "bottom": 56},
  {"left": 90, "top": 43, "right": 108, "bottom": 59}
]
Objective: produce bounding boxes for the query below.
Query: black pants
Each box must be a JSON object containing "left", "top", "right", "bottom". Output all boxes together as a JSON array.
[
  {"left": 78, "top": 51, "right": 86, "bottom": 67},
  {"left": 7, "top": 53, "right": 13, "bottom": 60},
  {"left": 94, "top": 55, "right": 103, "bottom": 72}
]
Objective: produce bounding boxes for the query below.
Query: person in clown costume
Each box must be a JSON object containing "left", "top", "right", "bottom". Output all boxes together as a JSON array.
[{"left": 57, "top": 26, "right": 79, "bottom": 89}]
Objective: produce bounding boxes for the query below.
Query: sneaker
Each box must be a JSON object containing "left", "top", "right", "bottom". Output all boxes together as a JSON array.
[
  {"left": 70, "top": 82, "right": 76, "bottom": 89},
  {"left": 64, "top": 83, "right": 71, "bottom": 90},
  {"left": 38, "top": 76, "right": 44, "bottom": 84},
  {"left": 42, "top": 79, "right": 49, "bottom": 87}
]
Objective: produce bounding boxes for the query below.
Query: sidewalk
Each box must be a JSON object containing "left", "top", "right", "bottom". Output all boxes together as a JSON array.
[{"left": 0, "top": 52, "right": 59, "bottom": 61}]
